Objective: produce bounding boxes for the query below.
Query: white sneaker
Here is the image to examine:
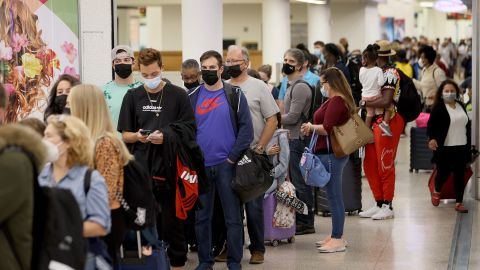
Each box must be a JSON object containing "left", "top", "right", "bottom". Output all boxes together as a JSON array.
[
  {"left": 359, "top": 205, "right": 380, "bottom": 218},
  {"left": 371, "top": 204, "right": 394, "bottom": 220}
]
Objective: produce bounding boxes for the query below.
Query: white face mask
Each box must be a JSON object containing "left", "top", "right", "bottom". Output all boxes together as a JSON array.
[
  {"left": 144, "top": 75, "right": 162, "bottom": 89},
  {"left": 418, "top": 59, "right": 424, "bottom": 68},
  {"left": 43, "top": 139, "right": 63, "bottom": 162}
]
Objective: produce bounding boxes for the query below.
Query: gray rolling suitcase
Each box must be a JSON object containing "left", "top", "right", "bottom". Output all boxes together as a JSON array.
[
  {"left": 409, "top": 127, "right": 434, "bottom": 173},
  {"left": 315, "top": 155, "right": 362, "bottom": 216}
]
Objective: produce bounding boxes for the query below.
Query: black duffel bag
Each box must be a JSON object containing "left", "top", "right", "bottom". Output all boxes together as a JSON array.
[{"left": 232, "top": 149, "right": 274, "bottom": 203}]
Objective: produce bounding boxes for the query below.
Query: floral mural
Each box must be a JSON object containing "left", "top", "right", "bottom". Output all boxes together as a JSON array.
[{"left": 0, "top": 0, "right": 79, "bottom": 122}]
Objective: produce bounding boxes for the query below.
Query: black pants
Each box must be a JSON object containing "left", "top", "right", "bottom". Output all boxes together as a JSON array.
[
  {"left": 435, "top": 145, "right": 468, "bottom": 203},
  {"left": 156, "top": 189, "right": 187, "bottom": 267},
  {"left": 104, "top": 208, "right": 127, "bottom": 270}
]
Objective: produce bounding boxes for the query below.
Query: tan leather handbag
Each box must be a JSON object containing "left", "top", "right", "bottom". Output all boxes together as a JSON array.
[{"left": 331, "top": 113, "right": 374, "bottom": 158}]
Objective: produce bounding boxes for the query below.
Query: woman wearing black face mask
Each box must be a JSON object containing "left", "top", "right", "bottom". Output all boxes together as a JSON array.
[
  {"left": 280, "top": 48, "right": 316, "bottom": 235},
  {"left": 44, "top": 74, "right": 80, "bottom": 121}
]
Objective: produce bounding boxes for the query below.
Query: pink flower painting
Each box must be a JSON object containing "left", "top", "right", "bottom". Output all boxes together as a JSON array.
[
  {"left": 61, "top": 41, "right": 78, "bottom": 64},
  {"left": 11, "top": 33, "right": 29, "bottom": 53},
  {"left": 0, "top": 41, "right": 13, "bottom": 61}
]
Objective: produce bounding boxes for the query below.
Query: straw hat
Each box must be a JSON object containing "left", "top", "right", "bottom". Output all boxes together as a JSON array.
[{"left": 376, "top": 40, "right": 396, "bottom": 57}]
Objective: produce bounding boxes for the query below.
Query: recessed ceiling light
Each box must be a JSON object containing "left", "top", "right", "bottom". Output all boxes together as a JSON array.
[
  {"left": 419, "top": 1, "right": 435, "bottom": 8},
  {"left": 296, "top": 0, "right": 328, "bottom": 4}
]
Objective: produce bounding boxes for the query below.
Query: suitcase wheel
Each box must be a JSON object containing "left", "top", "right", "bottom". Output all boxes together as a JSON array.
[
  {"left": 415, "top": 169, "right": 419, "bottom": 173},
  {"left": 288, "top": 237, "right": 295, "bottom": 244},
  {"left": 271, "top": 240, "right": 280, "bottom": 247},
  {"left": 409, "top": 168, "right": 413, "bottom": 173},
  {"left": 322, "top": 212, "right": 329, "bottom": 217},
  {"left": 347, "top": 211, "right": 357, "bottom": 216}
]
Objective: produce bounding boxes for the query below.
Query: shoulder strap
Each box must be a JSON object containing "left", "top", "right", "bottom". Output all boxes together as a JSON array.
[
  {"left": 291, "top": 80, "right": 313, "bottom": 122},
  {"left": 223, "top": 81, "right": 239, "bottom": 127},
  {"left": 84, "top": 168, "right": 93, "bottom": 195}
]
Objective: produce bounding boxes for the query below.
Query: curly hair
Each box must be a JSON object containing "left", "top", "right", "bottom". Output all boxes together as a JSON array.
[
  {"left": 46, "top": 115, "right": 93, "bottom": 167},
  {"left": 1, "top": 0, "right": 56, "bottom": 122}
]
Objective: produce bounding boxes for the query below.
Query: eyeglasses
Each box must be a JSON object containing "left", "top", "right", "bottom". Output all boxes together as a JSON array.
[{"left": 225, "top": 59, "right": 245, "bottom": 65}]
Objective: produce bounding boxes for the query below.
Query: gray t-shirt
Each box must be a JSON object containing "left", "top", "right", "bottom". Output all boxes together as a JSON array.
[
  {"left": 282, "top": 78, "right": 312, "bottom": 139},
  {"left": 229, "top": 76, "right": 279, "bottom": 146}
]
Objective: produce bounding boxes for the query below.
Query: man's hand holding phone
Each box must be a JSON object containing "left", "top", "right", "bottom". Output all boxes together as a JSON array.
[
  {"left": 137, "top": 129, "right": 151, "bottom": 143},
  {"left": 147, "top": 130, "right": 164, "bottom": 145}
]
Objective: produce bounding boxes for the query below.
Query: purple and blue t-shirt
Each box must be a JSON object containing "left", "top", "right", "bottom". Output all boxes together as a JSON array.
[{"left": 195, "top": 86, "right": 236, "bottom": 167}]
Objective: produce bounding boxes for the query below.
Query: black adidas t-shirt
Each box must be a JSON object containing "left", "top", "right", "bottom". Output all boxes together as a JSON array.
[{"left": 118, "top": 83, "right": 194, "bottom": 172}]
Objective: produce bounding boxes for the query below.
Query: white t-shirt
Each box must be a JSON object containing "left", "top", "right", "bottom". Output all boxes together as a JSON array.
[
  {"left": 444, "top": 103, "right": 468, "bottom": 146},
  {"left": 359, "top": 66, "right": 386, "bottom": 98},
  {"left": 228, "top": 76, "right": 280, "bottom": 146}
]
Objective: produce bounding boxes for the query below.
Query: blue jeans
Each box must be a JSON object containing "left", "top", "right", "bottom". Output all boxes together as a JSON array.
[
  {"left": 195, "top": 161, "right": 243, "bottom": 270},
  {"left": 246, "top": 195, "right": 265, "bottom": 253},
  {"left": 289, "top": 139, "right": 314, "bottom": 226},
  {"left": 319, "top": 154, "right": 348, "bottom": 239}
]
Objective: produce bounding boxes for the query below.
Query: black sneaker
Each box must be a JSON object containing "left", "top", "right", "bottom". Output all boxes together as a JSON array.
[{"left": 295, "top": 224, "right": 315, "bottom": 235}]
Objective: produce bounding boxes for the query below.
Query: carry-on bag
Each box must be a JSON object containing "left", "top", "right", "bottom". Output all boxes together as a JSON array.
[
  {"left": 315, "top": 155, "right": 362, "bottom": 216},
  {"left": 118, "top": 231, "right": 170, "bottom": 270},
  {"left": 428, "top": 166, "right": 472, "bottom": 200},
  {"left": 409, "top": 127, "right": 434, "bottom": 172},
  {"left": 263, "top": 192, "right": 295, "bottom": 247}
]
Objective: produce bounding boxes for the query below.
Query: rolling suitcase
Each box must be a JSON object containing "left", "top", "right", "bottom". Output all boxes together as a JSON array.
[
  {"left": 409, "top": 127, "right": 434, "bottom": 172},
  {"left": 263, "top": 193, "right": 295, "bottom": 247},
  {"left": 428, "top": 166, "right": 472, "bottom": 199},
  {"left": 315, "top": 155, "right": 362, "bottom": 217},
  {"left": 119, "top": 231, "right": 170, "bottom": 270}
]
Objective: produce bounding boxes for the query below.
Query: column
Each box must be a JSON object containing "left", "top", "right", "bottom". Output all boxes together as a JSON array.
[
  {"left": 262, "top": 0, "right": 290, "bottom": 83},
  {"left": 146, "top": 7, "right": 163, "bottom": 50},
  {"left": 364, "top": 3, "right": 380, "bottom": 46},
  {"left": 472, "top": 0, "right": 480, "bottom": 199},
  {"left": 307, "top": 4, "right": 331, "bottom": 51},
  {"left": 182, "top": 0, "right": 222, "bottom": 61},
  {"left": 79, "top": 0, "right": 112, "bottom": 85}
]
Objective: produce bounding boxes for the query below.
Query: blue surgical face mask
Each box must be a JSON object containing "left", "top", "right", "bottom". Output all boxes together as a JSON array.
[
  {"left": 313, "top": 48, "right": 321, "bottom": 57},
  {"left": 321, "top": 86, "right": 328, "bottom": 98},
  {"left": 144, "top": 75, "right": 162, "bottom": 89},
  {"left": 442, "top": 92, "right": 456, "bottom": 103}
]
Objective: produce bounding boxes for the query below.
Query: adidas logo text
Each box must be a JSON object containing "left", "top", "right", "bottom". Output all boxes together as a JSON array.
[{"left": 237, "top": 155, "right": 252, "bottom": 166}]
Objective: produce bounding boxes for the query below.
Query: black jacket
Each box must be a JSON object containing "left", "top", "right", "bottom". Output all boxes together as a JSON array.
[
  {"left": 427, "top": 100, "right": 471, "bottom": 163},
  {"left": 150, "top": 119, "right": 208, "bottom": 195}
]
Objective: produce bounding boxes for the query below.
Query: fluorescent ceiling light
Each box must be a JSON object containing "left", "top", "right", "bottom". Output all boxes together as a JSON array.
[
  {"left": 434, "top": 0, "right": 467, "bottom": 13},
  {"left": 296, "top": 0, "right": 327, "bottom": 4},
  {"left": 419, "top": 1, "right": 435, "bottom": 8}
]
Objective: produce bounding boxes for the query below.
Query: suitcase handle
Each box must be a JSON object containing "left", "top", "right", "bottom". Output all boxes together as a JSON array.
[{"left": 120, "top": 231, "right": 143, "bottom": 259}]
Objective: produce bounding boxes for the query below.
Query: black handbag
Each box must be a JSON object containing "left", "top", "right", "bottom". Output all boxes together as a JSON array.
[{"left": 232, "top": 149, "right": 274, "bottom": 203}]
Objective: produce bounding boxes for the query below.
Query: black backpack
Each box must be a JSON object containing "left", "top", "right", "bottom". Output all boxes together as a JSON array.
[
  {"left": 346, "top": 55, "right": 363, "bottom": 105},
  {"left": 395, "top": 69, "right": 422, "bottom": 123},
  {"left": 3, "top": 145, "right": 90, "bottom": 270},
  {"left": 291, "top": 79, "right": 318, "bottom": 123},
  {"left": 118, "top": 160, "right": 156, "bottom": 230}
]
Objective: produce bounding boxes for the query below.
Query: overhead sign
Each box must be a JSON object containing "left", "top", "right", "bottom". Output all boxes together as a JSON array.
[{"left": 434, "top": 0, "right": 468, "bottom": 13}]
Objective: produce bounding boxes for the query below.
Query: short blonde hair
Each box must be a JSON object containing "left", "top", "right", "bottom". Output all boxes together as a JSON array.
[
  {"left": 47, "top": 115, "right": 93, "bottom": 167},
  {"left": 69, "top": 84, "right": 133, "bottom": 165}
]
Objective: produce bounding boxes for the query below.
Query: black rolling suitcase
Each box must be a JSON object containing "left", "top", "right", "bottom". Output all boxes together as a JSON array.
[
  {"left": 409, "top": 127, "right": 434, "bottom": 173},
  {"left": 314, "top": 154, "right": 362, "bottom": 216}
]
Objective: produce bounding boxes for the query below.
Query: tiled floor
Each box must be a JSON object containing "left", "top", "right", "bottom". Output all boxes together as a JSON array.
[{"left": 184, "top": 136, "right": 475, "bottom": 270}]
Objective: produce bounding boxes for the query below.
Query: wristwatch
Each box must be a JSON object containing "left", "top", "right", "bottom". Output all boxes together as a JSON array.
[{"left": 255, "top": 145, "right": 265, "bottom": 154}]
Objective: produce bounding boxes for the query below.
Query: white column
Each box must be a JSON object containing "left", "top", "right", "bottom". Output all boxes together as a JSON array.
[
  {"left": 182, "top": 0, "right": 222, "bottom": 62},
  {"left": 146, "top": 7, "right": 163, "bottom": 50},
  {"left": 79, "top": 0, "right": 112, "bottom": 85},
  {"left": 364, "top": 3, "right": 380, "bottom": 47},
  {"left": 307, "top": 4, "right": 331, "bottom": 51},
  {"left": 472, "top": 0, "right": 480, "bottom": 199},
  {"left": 262, "top": 0, "right": 290, "bottom": 84}
]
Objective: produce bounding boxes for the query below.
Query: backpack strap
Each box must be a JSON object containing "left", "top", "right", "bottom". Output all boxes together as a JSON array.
[
  {"left": 291, "top": 79, "right": 313, "bottom": 123},
  {"left": 83, "top": 168, "right": 93, "bottom": 195},
  {"left": 223, "top": 81, "right": 240, "bottom": 129}
]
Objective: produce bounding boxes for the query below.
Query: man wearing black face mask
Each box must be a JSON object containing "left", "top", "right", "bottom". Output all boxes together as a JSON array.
[
  {"left": 103, "top": 45, "right": 143, "bottom": 131},
  {"left": 181, "top": 59, "right": 201, "bottom": 91},
  {"left": 189, "top": 50, "right": 253, "bottom": 270},
  {"left": 226, "top": 46, "right": 279, "bottom": 264}
]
